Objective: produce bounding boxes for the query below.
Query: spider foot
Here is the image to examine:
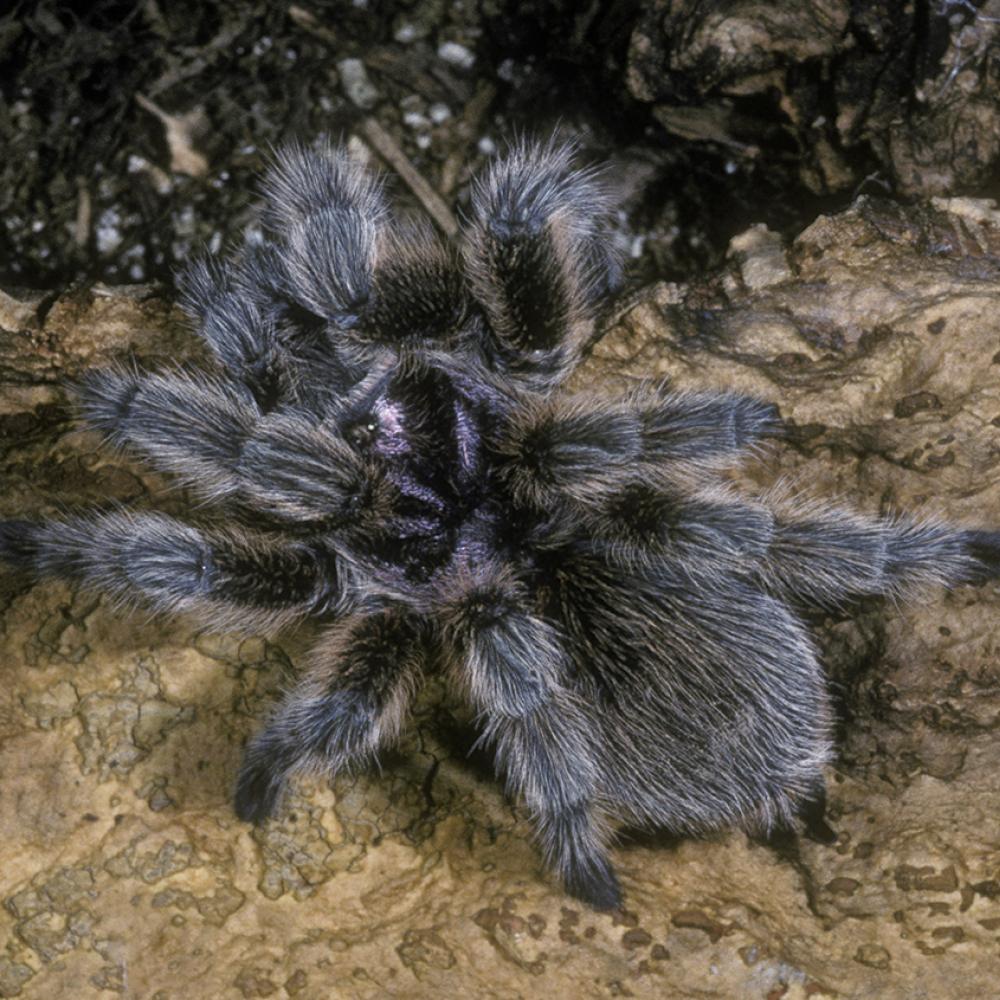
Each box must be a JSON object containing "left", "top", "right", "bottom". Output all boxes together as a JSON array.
[
  {"left": 0, "top": 520, "right": 39, "bottom": 568},
  {"left": 234, "top": 738, "right": 293, "bottom": 825},
  {"left": 539, "top": 802, "right": 621, "bottom": 910},
  {"left": 563, "top": 852, "right": 622, "bottom": 911},
  {"left": 963, "top": 530, "right": 1000, "bottom": 582},
  {"left": 797, "top": 784, "right": 837, "bottom": 845}
]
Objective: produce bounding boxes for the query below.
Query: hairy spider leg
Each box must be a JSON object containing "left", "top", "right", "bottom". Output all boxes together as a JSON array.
[
  {"left": 633, "top": 385, "right": 784, "bottom": 467},
  {"left": 360, "top": 220, "right": 469, "bottom": 346},
  {"left": 463, "top": 139, "right": 622, "bottom": 388},
  {"left": 0, "top": 512, "right": 338, "bottom": 632},
  {"left": 260, "top": 142, "right": 387, "bottom": 331},
  {"left": 582, "top": 481, "right": 1000, "bottom": 601},
  {"left": 76, "top": 366, "right": 262, "bottom": 499},
  {"left": 76, "top": 367, "right": 398, "bottom": 538},
  {"left": 260, "top": 149, "right": 468, "bottom": 352},
  {"left": 234, "top": 608, "right": 427, "bottom": 822},
  {"left": 231, "top": 240, "right": 369, "bottom": 408},
  {"left": 586, "top": 483, "right": 775, "bottom": 575},
  {"left": 441, "top": 574, "right": 619, "bottom": 907},
  {"left": 178, "top": 255, "right": 298, "bottom": 412},
  {"left": 175, "top": 144, "right": 392, "bottom": 416},
  {"left": 479, "top": 696, "right": 620, "bottom": 909},
  {"left": 494, "top": 387, "right": 784, "bottom": 509},
  {"left": 757, "top": 497, "right": 1000, "bottom": 609}
]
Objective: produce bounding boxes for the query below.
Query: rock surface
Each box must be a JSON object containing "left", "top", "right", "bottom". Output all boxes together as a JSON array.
[
  {"left": 626, "top": 0, "right": 1000, "bottom": 198},
  {"left": 2, "top": 197, "right": 1000, "bottom": 998}
]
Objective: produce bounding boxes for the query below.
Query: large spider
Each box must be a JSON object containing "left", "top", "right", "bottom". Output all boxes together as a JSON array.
[{"left": 2, "top": 140, "right": 998, "bottom": 910}]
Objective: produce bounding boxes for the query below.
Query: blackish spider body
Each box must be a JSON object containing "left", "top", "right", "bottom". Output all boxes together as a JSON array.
[{"left": 3, "top": 140, "right": 1000, "bottom": 910}]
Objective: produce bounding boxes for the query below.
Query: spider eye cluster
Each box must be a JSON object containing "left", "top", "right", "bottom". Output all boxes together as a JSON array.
[{"left": 346, "top": 417, "right": 378, "bottom": 448}]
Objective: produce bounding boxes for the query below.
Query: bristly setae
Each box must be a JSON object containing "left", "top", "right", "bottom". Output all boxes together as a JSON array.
[{"left": 2, "top": 139, "right": 999, "bottom": 909}]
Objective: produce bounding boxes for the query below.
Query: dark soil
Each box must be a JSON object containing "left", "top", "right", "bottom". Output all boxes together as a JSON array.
[{"left": 3, "top": 0, "right": 999, "bottom": 295}]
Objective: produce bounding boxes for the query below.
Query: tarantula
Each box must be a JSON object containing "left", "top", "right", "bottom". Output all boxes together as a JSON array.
[{"left": 2, "top": 139, "right": 999, "bottom": 910}]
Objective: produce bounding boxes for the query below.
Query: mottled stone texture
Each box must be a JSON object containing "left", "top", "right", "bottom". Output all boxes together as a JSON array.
[
  {"left": 626, "top": 0, "right": 1000, "bottom": 197},
  {"left": 2, "top": 198, "right": 1000, "bottom": 998}
]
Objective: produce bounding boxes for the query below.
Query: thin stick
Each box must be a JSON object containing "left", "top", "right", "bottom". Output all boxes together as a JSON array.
[
  {"left": 74, "top": 178, "right": 92, "bottom": 249},
  {"left": 359, "top": 117, "right": 459, "bottom": 238},
  {"left": 440, "top": 81, "right": 497, "bottom": 197}
]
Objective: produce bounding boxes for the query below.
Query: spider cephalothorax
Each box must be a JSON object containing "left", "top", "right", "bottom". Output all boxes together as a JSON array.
[{"left": 2, "top": 139, "right": 999, "bottom": 910}]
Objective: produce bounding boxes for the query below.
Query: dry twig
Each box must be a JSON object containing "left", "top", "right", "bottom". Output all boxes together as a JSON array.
[{"left": 359, "top": 117, "right": 459, "bottom": 238}]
